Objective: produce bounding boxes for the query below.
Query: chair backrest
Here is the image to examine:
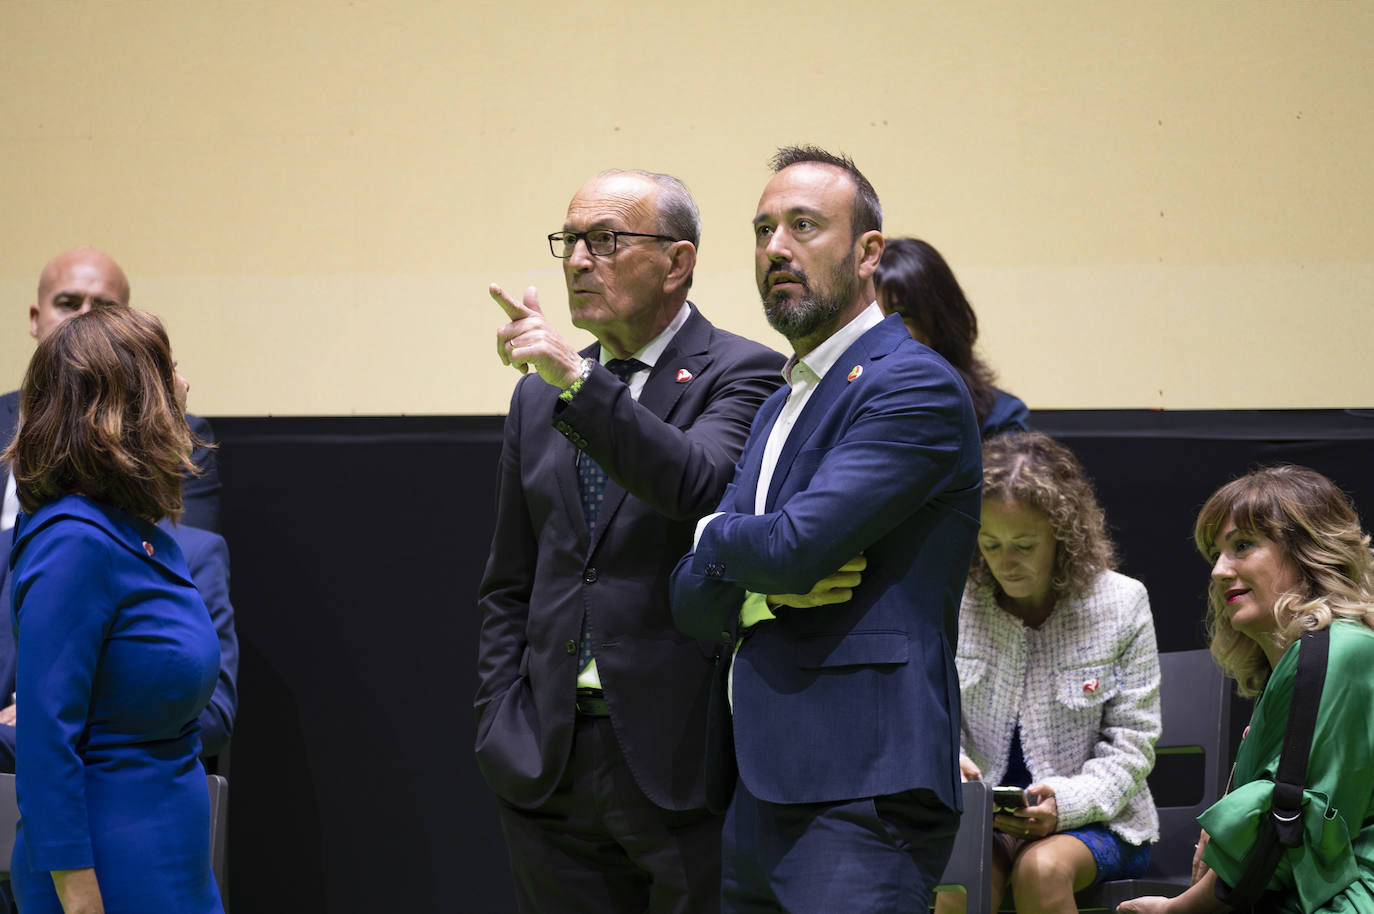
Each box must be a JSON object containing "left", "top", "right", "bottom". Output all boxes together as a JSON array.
[
  {"left": 207, "top": 772, "right": 229, "bottom": 911},
  {"left": 933, "top": 779, "right": 994, "bottom": 914},
  {"left": 1138, "top": 648, "right": 1231, "bottom": 879},
  {"left": 0, "top": 773, "right": 15, "bottom": 877}
]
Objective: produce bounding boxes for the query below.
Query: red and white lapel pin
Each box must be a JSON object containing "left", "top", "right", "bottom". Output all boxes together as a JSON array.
[{"left": 676, "top": 368, "right": 693, "bottom": 383}]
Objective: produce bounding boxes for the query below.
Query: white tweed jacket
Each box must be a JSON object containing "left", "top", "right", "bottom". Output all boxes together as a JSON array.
[{"left": 956, "top": 569, "right": 1161, "bottom": 845}]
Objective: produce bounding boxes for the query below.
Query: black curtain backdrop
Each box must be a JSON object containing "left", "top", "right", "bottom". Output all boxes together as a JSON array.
[{"left": 211, "top": 409, "right": 1374, "bottom": 914}]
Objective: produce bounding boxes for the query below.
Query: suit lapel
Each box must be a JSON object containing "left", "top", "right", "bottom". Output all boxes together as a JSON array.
[
  {"left": 764, "top": 317, "right": 905, "bottom": 511},
  {"left": 638, "top": 307, "right": 712, "bottom": 422},
  {"left": 737, "top": 391, "right": 786, "bottom": 513},
  {"left": 589, "top": 307, "right": 712, "bottom": 544}
]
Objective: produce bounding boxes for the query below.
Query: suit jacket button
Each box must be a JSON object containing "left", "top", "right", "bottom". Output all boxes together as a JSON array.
[
  {"left": 564, "top": 640, "right": 577, "bottom": 655},
  {"left": 583, "top": 567, "right": 599, "bottom": 584},
  {"left": 719, "top": 631, "right": 731, "bottom": 642}
]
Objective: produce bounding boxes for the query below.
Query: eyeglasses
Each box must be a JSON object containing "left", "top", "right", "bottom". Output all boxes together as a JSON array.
[{"left": 548, "top": 230, "right": 678, "bottom": 259}]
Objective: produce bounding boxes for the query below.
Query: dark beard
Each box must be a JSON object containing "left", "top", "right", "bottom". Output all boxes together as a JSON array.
[{"left": 760, "top": 252, "right": 858, "bottom": 342}]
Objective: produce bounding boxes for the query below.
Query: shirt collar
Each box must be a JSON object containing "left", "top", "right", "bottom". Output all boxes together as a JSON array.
[
  {"left": 599, "top": 301, "right": 691, "bottom": 370},
  {"left": 782, "top": 302, "right": 884, "bottom": 385}
]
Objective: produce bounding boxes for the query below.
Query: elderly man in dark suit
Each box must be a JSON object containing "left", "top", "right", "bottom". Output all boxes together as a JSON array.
[
  {"left": 475, "top": 169, "right": 784, "bottom": 914},
  {"left": 671, "top": 147, "right": 983, "bottom": 913}
]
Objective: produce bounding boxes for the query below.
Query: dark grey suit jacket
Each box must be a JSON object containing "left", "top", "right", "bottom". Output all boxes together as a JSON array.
[{"left": 474, "top": 304, "right": 784, "bottom": 812}]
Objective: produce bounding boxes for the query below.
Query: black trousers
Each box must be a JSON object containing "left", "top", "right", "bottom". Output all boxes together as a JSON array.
[{"left": 497, "top": 714, "right": 724, "bottom": 914}]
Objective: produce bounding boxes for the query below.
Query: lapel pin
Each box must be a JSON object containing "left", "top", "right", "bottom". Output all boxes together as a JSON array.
[
  {"left": 847, "top": 365, "right": 863, "bottom": 382},
  {"left": 676, "top": 368, "right": 693, "bottom": 383},
  {"left": 142, "top": 541, "right": 155, "bottom": 557},
  {"left": 1082, "top": 677, "right": 1099, "bottom": 694}
]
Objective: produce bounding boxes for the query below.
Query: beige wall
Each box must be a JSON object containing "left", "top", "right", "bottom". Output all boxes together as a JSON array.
[{"left": 1, "top": 0, "right": 1370, "bottom": 415}]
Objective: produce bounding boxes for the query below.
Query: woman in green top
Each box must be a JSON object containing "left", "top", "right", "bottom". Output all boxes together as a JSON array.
[{"left": 1121, "top": 465, "right": 1374, "bottom": 914}]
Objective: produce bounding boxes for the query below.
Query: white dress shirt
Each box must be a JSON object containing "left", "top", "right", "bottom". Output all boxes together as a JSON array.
[{"left": 2, "top": 472, "right": 17, "bottom": 531}]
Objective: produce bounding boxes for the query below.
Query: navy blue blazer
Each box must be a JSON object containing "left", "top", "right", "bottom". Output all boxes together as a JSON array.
[
  {"left": 0, "top": 524, "right": 13, "bottom": 771},
  {"left": 671, "top": 314, "right": 982, "bottom": 812},
  {"left": 1, "top": 518, "right": 238, "bottom": 768},
  {"left": 984, "top": 388, "right": 1030, "bottom": 438},
  {"left": 475, "top": 304, "right": 784, "bottom": 812},
  {"left": 0, "top": 388, "right": 222, "bottom": 533}
]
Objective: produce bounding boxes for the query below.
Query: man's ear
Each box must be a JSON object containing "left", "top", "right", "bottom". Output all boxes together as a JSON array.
[
  {"left": 855, "top": 231, "right": 884, "bottom": 281},
  {"left": 663, "top": 241, "right": 697, "bottom": 294},
  {"left": 29, "top": 303, "right": 40, "bottom": 340}
]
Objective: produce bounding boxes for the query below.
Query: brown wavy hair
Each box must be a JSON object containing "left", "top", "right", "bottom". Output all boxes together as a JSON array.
[
  {"left": 969, "top": 431, "right": 1117, "bottom": 599},
  {"left": 1194, "top": 465, "right": 1374, "bottom": 697},
  {"left": 2, "top": 307, "right": 200, "bottom": 522}
]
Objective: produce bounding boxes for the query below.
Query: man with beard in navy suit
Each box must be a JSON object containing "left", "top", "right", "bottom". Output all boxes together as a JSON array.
[{"left": 672, "top": 147, "right": 982, "bottom": 913}]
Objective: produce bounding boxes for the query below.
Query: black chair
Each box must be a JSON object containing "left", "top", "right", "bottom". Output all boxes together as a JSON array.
[
  {"left": 0, "top": 771, "right": 229, "bottom": 910},
  {"left": 0, "top": 772, "right": 15, "bottom": 879},
  {"left": 1074, "top": 648, "right": 1230, "bottom": 910},
  {"left": 207, "top": 772, "right": 230, "bottom": 912},
  {"left": 933, "top": 780, "right": 995, "bottom": 914}
]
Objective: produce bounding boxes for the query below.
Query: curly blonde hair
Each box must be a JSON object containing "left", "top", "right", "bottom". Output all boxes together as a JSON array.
[
  {"left": 1194, "top": 465, "right": 1374, "bottom": 697},
  {"left": 968, "top": 431, "right": 1117, "bottom": 600}
]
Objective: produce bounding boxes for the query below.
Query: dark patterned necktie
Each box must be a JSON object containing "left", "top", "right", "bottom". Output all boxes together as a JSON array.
[{"left": 576, "top": 357, "right": 647, "bottom": 671}]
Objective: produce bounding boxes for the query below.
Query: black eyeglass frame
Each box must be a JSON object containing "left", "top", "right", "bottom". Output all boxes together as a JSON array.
[{"left": 547, "top": 230, "right": 679, "bottom": 258}]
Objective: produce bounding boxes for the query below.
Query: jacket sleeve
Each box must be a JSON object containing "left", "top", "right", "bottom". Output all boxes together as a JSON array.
[
  {"left": 1039, "top": 583, "right": 1161, "bottom": 830},
  {"left": 555, "top": 339, "right": 784, "bottom": 522},
  {"left": 13, "top": 523, "right": 117, "bottom": 871},
  {"left": 184, "top": 531, "right": 238, "bottom": 758}
]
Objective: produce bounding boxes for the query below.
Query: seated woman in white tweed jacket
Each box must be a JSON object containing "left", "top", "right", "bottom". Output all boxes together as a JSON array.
[{"left": 937, "top": 431, "right": 1161, "bottom": 914}]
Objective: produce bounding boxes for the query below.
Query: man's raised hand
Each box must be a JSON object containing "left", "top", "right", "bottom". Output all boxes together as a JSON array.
[{"left": 491, "top": 283, "right": 583, "bottom": 388}]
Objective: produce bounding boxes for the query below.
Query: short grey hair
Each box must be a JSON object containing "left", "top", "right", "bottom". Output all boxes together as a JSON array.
[{"left": 599, "top": 169, "right": 702, "bottom": 249}]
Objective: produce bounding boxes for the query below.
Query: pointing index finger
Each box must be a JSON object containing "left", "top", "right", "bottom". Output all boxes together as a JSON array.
[{"left": 489, "top": 282, "right": 537, "bottom": 321}]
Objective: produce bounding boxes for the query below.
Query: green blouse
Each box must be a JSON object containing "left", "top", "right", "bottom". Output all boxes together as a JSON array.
[{"left": 1200, "top": 620, "right": 1374, "bottom": 913}]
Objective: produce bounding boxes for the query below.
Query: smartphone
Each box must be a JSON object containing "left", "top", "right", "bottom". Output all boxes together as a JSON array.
[{"left": 993, "top": 786, "right": 1030, "bottom": 811}]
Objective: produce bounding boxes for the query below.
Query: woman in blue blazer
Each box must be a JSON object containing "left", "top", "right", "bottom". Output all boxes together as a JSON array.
[{"left": 3, "top": 307, "right": 222, "bottom": 914}]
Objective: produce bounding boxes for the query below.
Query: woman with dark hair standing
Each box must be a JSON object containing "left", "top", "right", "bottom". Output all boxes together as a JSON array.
[
  {"left": 1121, "top": 466, "right": 1374, "bottom": 914},
  {"left": 874, "top": 237, "right": 1028, "bottom": 437},
  {"left": 4, "top": 307, "right": 222, "bottom": 913}
]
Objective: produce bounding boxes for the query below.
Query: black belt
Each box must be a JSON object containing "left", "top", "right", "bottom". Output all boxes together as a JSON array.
[{"left": 575, "top": 688, "right": 610, "bottom": 717}]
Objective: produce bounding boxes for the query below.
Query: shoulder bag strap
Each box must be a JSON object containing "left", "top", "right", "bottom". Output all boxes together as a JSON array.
[{"left": 1216, "top": 626, "right": 1331, "bottom": 909}]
